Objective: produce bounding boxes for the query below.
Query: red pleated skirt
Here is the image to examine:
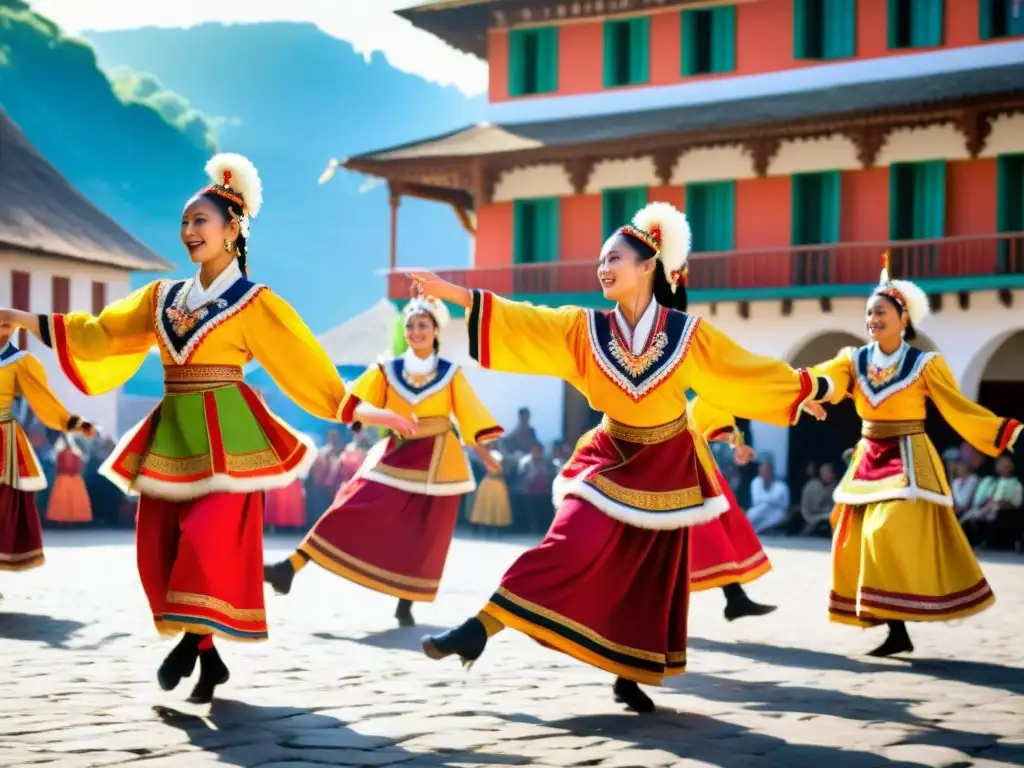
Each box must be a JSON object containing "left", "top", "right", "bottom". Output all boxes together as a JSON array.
[
  {"left": 301, "top": 476, "right": 461, "bottom": 602},
  {"left": 689, "top": 470, "right": 771, "bottom": 591},
  {"left": 264, "top": 479, "right": 307, "bottom": 527},
  {"left": 482, "top": 496, "right": 690, "bottom": 687},
  {"left": 136, "top": 492, "right": 267, "bottom": 641},
  {"left": 0, "top": 485, "right": 44, "bottom": 572}
]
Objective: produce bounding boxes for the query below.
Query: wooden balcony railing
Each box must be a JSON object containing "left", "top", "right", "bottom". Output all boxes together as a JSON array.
[{"left": 386, "top": 233, "right": 1024, "bottom": 299}]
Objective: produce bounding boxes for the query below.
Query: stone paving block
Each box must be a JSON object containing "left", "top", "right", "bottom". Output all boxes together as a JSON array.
[
  {"left": 880, "top": 744, "right": 974, "bottom": 766},
  {"left": 285, "top": 730, "right": 397, "bottom": 750}
]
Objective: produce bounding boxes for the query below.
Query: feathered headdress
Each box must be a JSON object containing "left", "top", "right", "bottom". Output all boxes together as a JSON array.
[
  {"left": 876, "top": 251, "right": 930, "bottom": 326},
  {"left": 618, "top": 202, "right": 692, "bottom": 292},
  {"left": 202, "top": 153, "right": 263, "bottom": 238}
]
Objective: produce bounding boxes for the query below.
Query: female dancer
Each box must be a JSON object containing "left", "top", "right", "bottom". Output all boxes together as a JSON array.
[
  {"left": 264, "top": 295, "right": 504, "bottom": 627},
  {"left": 46, "top": 434, "right": 93, "bottom": 524},
  {"left": 0, "top": 153, "right": 346, "bottom": 702},
  {"left": 469, "top": 445, "right": 512, "bottom": 534},
  {"left": 0, "top": 328, "right": 92, "bottom": 574},
  {"left": 686, "top": 397, "right": 776, "bottom": 619},
  {"left": 411, "top": 201, "right": 832, "bottom": 713},
  {"left": 813, "top": 255, "right": 1017, "bottom": 656}
]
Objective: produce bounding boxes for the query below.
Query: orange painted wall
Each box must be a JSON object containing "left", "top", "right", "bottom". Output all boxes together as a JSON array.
[
  {"left": 648, "top": 185, "right": 685, "bottom": 210},
  {"left": 489, "top": 0, "right": 1006, "bottom": 103},
  {"left": 947, "top": 159, "right": 998, "bottom": 236},
  {"left": 840, "top": 168, "right": 889, "bottom": 242},
  {"left": 735, "top": 178, "right": 791, "bottom": 249},
  {"left": 474, "top": 202, "right": 514, "bottom": 268},
  {"left": 560, "top": 195, "right": 604, "bottom": 261}
]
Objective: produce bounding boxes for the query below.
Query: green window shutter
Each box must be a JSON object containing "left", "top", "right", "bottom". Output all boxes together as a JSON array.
[
  {"left": 711, "top": 5, "right": 736, "bottom": 72},
  {"left": 513, "top": 200, "right": 529, "bottom": 263},
  {"left": 791, "top": 175, "right": 806, "bottom": 245},
  {"left": 979, "top": 0, "right": 993, "bottom": 39},
  {"left": 508, "top": 30, "right": 526, "bottom": 96},
  {"left": 628, "top": 18, "right": 650, "bottom": 84},
  {"left": 886, "top": 0, "right": 900, "bottom": 48},
  {"left": 912, "top": 0, "right": 943, "bottom": 46},
  {"left": 603, "top": 21, "right": 619, "bottom": 87},
  {"left": 822, "top": 171, "right": 841, "bottom": 243},
  {"left": 536, "top": 27, "right": 559, "bottom": 93},
  {"left": 602, "top": 190, "right": 626, "bottom": 240},
  {"left": 686, "top": 185, "right": 707, "bottom": 252},
  {"left": 915, "top": 161, "right": 946, "bottom": 238},
  {"left": 681, "top": 11, "right": 697, "bottom": 75},
  {"left": 708, "top": 181, "right": 735, "bottom": 251},
  {"left": 824, "top": 0, "right": 856, "bottom": 58},
  {"left": 794, "top": 0, "right": 808, "bottom": 59},
  {"left": 1012, "top": 4, "right": 1024, "bottom": 35},
  {"left": 627, "top": 187, "right": 648, "bottom": 219},
  {"left": 889, "top": 163, "right": 913, "bottom": 240},
  {"left": 997, "top": 155, "right": 1024, "bottom": 233},
  {"left": 537, "top": 198, "right": 560, "bottom": 263}
]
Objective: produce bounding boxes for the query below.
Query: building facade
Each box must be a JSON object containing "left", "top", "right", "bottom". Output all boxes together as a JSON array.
[
  {"left": 1, "top": 110, "right": 171, "bottom": 435},
  {"left": 344, "top": 0, "right": 1024, "bottom": 476}
]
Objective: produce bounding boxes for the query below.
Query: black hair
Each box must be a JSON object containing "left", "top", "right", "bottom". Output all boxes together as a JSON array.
[
  {"left": 870, "top": 290, "right": 916, "bottom": 341},
  {"left": 201, "top": 190, "right": 249, "bottom": 277},
  {"left": 351, "top": 422, "right": 363, "bottom": 435},
  {"left": 618, "top": 231, "right": 689, "bottom": 312}
]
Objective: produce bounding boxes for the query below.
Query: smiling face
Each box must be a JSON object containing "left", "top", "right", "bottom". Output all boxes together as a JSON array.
[
  {"left": 865, "top": 293, "right": 906, "bottom": 346},
  {"left": 181, "top": 195, "right": 239, "bottom": 265},
  {"left": 404, "top": 311, "right": 437, "bottom": 356},
  {"left": 596, "top": 234, "right": 655, "bottom": 303}
]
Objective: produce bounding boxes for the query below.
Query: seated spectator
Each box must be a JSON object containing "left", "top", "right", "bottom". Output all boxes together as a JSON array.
[
  {"left": 960, "top": 454, "right": 1023, "bottom": 549},
  {"left": 516, "top": 443, "right": 555, "bottom": 534},
  {"left": 800, "top": 463, "right": 837, "bottom": 535},
  {"left": 949, "top": 458, "right": 980, "bottom": 519},
  {"left": 747, "top": 460, "right": 790, "bottom": 534}
]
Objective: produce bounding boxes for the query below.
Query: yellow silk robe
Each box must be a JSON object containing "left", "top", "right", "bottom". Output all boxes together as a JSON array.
[
  {"left": 0, "top": 343, "right": 78, "bottom": 492},
  {"left": 341, "top": 354, "right": 503, "bottom": 496},
  {"left": 42, "top": 277, "right": 346, "bottom": 499},
  {"left": 468, "top": 290, "right": 830, "bottom": 528}
]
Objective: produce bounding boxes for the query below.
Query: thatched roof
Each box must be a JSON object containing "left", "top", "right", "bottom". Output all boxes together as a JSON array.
[{"left": 0, "top": 110, "right": 171, "bottom": 271}]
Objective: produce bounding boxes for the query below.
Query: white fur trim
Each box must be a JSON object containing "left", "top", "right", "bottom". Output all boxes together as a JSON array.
[
  {"left": 404, "top": 296, "right": 450, "bottom": 330},
  {"left": 832, "top": 485, "right": 952, "bottom": 508},
  {"left": 1009, "top": 422, "right": 1022, "bottom": 453},
  {"left": 887, "top": 278, "right": 930, "bottom": 326},
  {"left": 552, "top": 469, "right": 729, "bottom": 530},
  {"left": 631, "top": 201, "right": 691, "bottom": 291},
  {"left": 99, "top": 413, "right": 317, "bottom": 501},
  {"left": 14, "top": 474, "right": 47, "bottom": 493},
  {"left": 205, "top": 153, "right": 263, "bottom": 219}
]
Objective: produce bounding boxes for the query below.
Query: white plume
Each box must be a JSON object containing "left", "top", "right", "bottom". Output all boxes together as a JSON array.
[
  {"left": 205, "top": 152, "right": 263, "bottom": 219},
  {"left": 632, "top": 201, "right": 691, "bottom": 290},
  {"left": 888, "top": 278, "right": 930, "bottom": 326},
  {"left": 404, "top": 296, "right": 450, "bottom": 330}
]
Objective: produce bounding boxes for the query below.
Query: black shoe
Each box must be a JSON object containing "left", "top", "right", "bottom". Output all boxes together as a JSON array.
[
  {"left": 421, "top": 617, "right": 487, "bottom": 669},
  {"left": 157, "top": 635, "right": 200, "bottom": 692},
  {"left": 187, "top": 648, "right": 230, "bottom": 704},
  {"left": 263, "top": 560, "right": 295, "bottom": 595},
  {"left": 395, "top": 599, "right": 415, "bottom": 627},
  {"left": 867, "top": 622, "right": 914, "bottom": 658},
  {"left": 722, "top": 583, "right": 777, "bottom": 622},
  {"left": 613, "top": 677, "right": 655, "bottom": 713}
]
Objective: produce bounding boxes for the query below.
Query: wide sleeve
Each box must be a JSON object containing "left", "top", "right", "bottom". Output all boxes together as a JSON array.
[
  {"left": 450, "top": 368, "right": 504, "bottom": 445},
  {"left": 923, "top": 354, "right": 1021, "bottom": 456},
  {"left": 810, "top": 347, "right": 856, "bottom": 404},
  {"left": 338, "top": 364, "right": 387, "bottom": 423},
  {"left": 242, "top": 289, "right": 346, "bottom": 422},
  {"left": 14, "top": 354, "right": 79, "bottom": 431},
  {"left": 467, "top": 290, "right": 587, "bottom": 384},
  {"left": 687, "top": 396, "right": 738, "bottom": 443},
  {"left": 685, "top": 319, "right": 832, "bottom": 427},
  {"left": 38, "top": 282, "right": 159, "bottom": 395}
]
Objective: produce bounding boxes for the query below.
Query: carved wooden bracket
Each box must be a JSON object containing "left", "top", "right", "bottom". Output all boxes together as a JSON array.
[
  {"left": 477, "top": 165, "right": 500, "bottom": 205},
  {"left": 709, "top": 302, "right": 718, "bottom": 316},
  {"left": 565, "top": 158, "right": 596, "bottom": 195},
  {"left": 652, "top": 148, "right": 680, "bottom": 187},
  {"left": 738, "top": 301, "right": 750, "bottom": 320},
  {"left": 780, "top": 298, "right": 793, "bottom": 316},
  {"left": 745, "top": 137, "right": 780, "bottom": 178},
  {"left": 957, "top": 109, "right": 992, "bottom": 158},
  {"left": 930, "top": 293, "right": 943, "bottom": 313},
  {"left": 845, "top": 125, "right": 889, "bottom": 169},
  {"left": 819, "top": 296, "right": 832, "bottom": 313},
  {"left": 957, "top": 291, "right": 970, "bottom": 311},
  {"left": 998, "top": 288, "right": 1013, "bottom": 308}
]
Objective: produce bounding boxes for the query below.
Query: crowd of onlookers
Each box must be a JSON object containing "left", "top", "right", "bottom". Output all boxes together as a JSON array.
[{"left": 24, "top": 400, "right": 1023, "bottom": 554}]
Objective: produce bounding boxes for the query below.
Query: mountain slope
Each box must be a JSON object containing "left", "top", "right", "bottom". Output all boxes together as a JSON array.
[{"left": 85, "top": 22, "right": 486, "bottom": 331}]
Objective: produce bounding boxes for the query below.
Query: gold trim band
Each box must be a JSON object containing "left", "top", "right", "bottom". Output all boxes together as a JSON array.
[
  {"left": 861, "top": 420, "right": 925, "bottom": 439},
  {"left": 164, "top": 364, "right": 244, "bottom": 394},
  {"left": 0, "top": 409, "right": 11, "bottom": 424},
  {"left": 408, "top": 416, "right": 452, "bottom": 439},
  {"left": 600, "top": 412, "right": 688, "bottom": 444}
]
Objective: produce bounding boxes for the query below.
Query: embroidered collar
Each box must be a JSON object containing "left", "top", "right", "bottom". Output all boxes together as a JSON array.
[
  {"left": 383, "top": 355, "right": 457, "bottom": 405},
  {"left": 0, "top": 343, "right": 26, "bottom": 367},
  {"left": 855, "top": 343, "right": 935, "bottom": 407},
  {"left": 403, "top": 349, "right": 437, "bottom": 376},
  {"left": 587, "top": 306, "right": 699, "bottom": 401},
  {"left": 156, "top": 277, "right": 265, "bottom": 365},
  {"left": 613, "top": 299, "right": 658, "bottom": 356},
  {"left": 186, "top": 260, "right": 242, "bottom": 311}
]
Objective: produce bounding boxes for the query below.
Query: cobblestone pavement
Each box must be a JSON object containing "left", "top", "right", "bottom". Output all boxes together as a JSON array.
[{"left": 1, "top": 531, "right": 1022, "bottom": 768}]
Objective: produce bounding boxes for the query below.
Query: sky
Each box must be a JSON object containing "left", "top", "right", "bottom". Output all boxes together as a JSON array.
[{"left": 30, "top": 0, "right": 489, "bottom": 96}]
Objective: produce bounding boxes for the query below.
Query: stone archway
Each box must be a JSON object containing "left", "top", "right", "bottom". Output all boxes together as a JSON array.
[
  {"left": 976, "top": 331, "right": 1024, "bottom": 458},
  {"left": 788, "top": 331, "right": 866, "bottom": 369}
]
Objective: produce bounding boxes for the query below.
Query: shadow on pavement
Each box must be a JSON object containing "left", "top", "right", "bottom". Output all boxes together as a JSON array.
[
  {"left": 313, "top": 625, "right": 448, "bottom": 654},
  {"left": 152, "top": 700, "right": 520, "bottom": 766},
  {"left": 0, "top": 611, "right": 88, "bottom": 649},
  {"left": 688, "top": 637, "right": 1024, "bottom": 695}
]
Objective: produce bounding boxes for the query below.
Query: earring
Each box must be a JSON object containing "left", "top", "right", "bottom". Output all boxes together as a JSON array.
[{"left": 224, "top": 240, "right": 235, "bottom": 254}]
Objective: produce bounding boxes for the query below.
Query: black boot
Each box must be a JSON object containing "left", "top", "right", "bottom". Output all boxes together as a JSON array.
[
  {"left": 395, "top": 598, "right": 415, "bottom": 627},
  {"left": 613, "top": 676, "right": 655, "bottom": 713},
  {"left": 867, "top": 620, "right": 914, "bottom": 658},
  {"left": 722, "top": 582, "right": 777, "bottom": 621},
  {"left": 421, "top": 617, "right": 488, "bottom": 669},
  {"left": 157, "top": 634, "right": 200, "bottom": 691},
  {"left": 263, "top": 560, "right": 296, "bottom": 595},
  {"left": 187, "top": 647, "right": 230, "bottom": 704}
]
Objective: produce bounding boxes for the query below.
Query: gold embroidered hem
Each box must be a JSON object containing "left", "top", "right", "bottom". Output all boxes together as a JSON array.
[{"left": 0, "top": 550, "right": 44, "bottom": 571}]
